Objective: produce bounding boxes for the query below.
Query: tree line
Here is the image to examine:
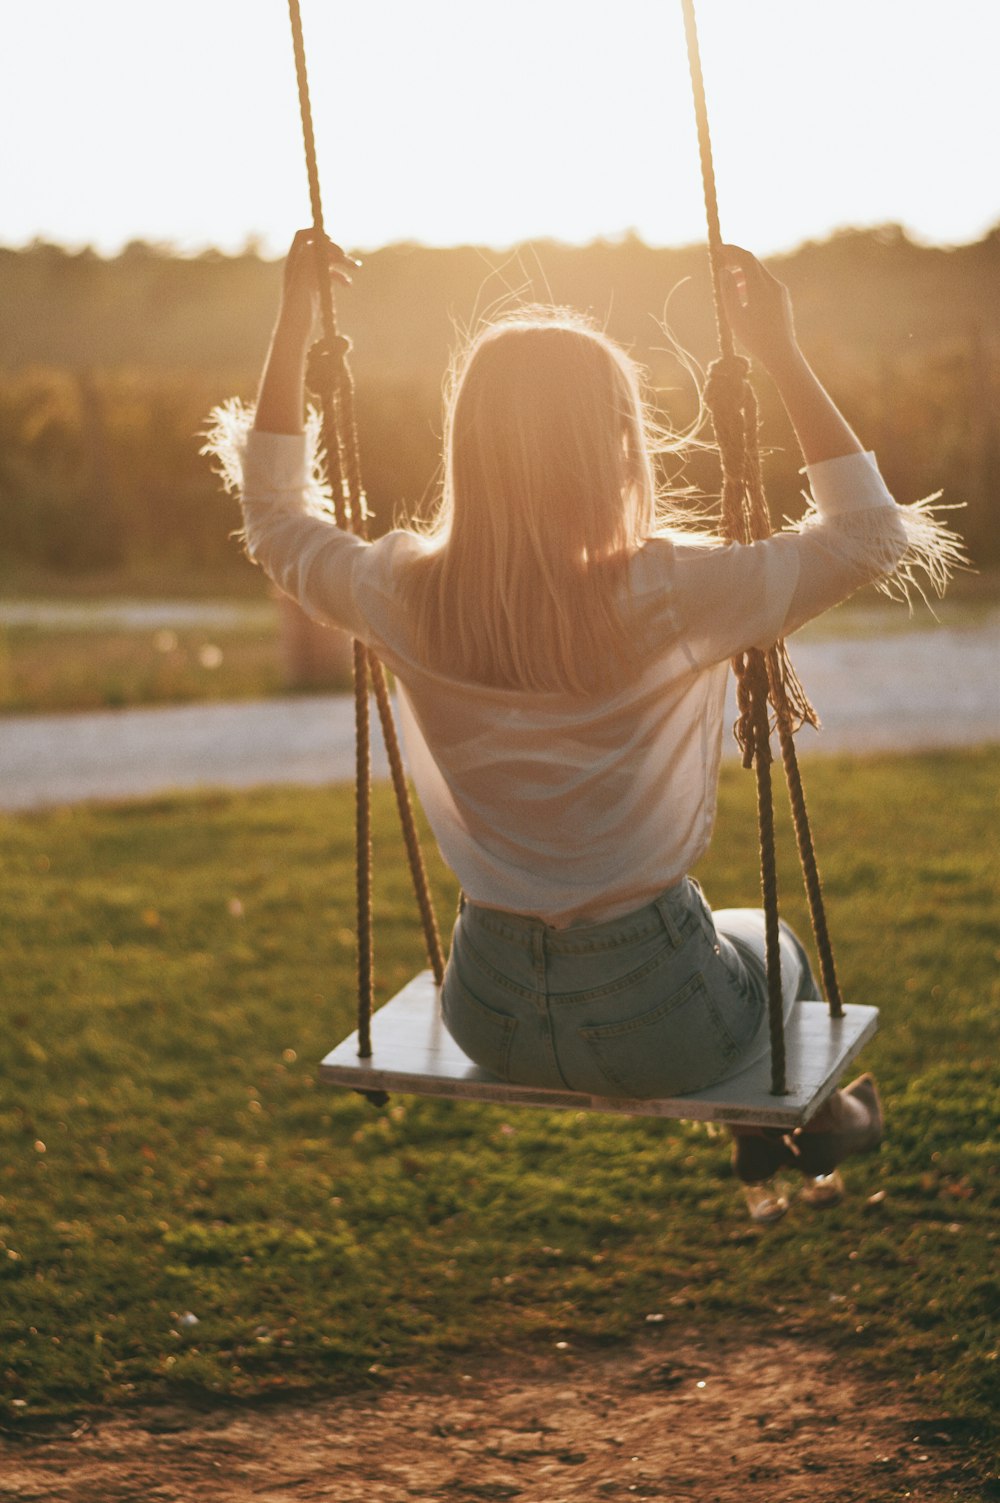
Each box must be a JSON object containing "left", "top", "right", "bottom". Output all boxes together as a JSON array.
[{"left": 1, "top": 224, "right": 996, "bottom": 584}]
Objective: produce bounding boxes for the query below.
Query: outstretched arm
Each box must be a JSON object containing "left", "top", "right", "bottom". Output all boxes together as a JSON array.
[
  {"left": 254, "top": 229, "right": 357, "bottom": 435},
  {"left": 665, "top": 248, "right": 963, "bottom": 667},
  {"left": 204, "top": 231, "right": 371, "bottom": 637},
  {"left": 721, "top": 245, "right": 863, "bottom": 466}
]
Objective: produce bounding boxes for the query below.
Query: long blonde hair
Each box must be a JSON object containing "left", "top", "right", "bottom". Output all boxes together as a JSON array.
[{"left": 403, "top": 308, "right": 669, "bottom": 694}]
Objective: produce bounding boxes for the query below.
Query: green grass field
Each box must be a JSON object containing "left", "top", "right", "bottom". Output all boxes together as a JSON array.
[
  {"left": 0, "top": 621, "right": 288, "bottom": 714},
  {"left": 1, "top": 751, "right": 996, "bottom": 1474}
]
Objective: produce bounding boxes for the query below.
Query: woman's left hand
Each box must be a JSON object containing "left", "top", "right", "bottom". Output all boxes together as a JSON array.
[
  {"left": 255, "top": 231, "right": 360, "bottom": 433},
  {"left": 276, "top": 228, "right": 360, "bottom": 344}
]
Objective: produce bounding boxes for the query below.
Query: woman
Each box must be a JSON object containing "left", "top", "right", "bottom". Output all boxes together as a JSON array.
[{"left": 209, "top": 230, "right": 957, "bottom": 1203}]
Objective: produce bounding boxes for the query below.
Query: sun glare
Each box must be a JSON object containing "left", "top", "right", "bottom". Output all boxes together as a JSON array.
[{"left": 2, "top": 0, "right": 997, "bottom": 254}]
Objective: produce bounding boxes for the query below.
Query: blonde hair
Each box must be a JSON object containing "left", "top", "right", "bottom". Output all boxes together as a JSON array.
[{"left": 403, "top": 307, "right": 687, "bottom": 694}]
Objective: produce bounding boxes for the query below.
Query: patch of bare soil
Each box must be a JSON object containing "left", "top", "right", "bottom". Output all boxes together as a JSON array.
[{"left": 0, "top": 1329, "right": 984, "bottom": 1503}]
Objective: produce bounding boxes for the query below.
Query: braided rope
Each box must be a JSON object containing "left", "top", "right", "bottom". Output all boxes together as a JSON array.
[
  {"left": 370, "top": 666, "right": 446, "bottom": 986},
  {"left": 679, "top": 0, "right": 732, "bottom": 364},
  {"left": 287, "top": 0, "right": 444, "bottom": 1064},
  {"left": 748, "top": 655, "right": 786, "bottom": 1093},
  {"left": 776, "top": 716, "right": 844, "bottom": 1017},
  {"left": 352, "top": 639, "right": 375, "bottom": 1054},
  {"left": 680, "top": 0, "right": 842, "bottom": 1091}
]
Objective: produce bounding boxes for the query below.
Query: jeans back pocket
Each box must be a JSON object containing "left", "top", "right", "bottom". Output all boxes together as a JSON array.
[
  {"left": 579, "top": 972, "right": 741, "bottom": 1098},
  {"left": 441, "top": 976, "right": 519, "bottom": 1082}
]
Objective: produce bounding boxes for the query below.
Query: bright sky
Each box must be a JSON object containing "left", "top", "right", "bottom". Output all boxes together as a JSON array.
[{"left": 4, "top": 0, "right": 997, "bottom": 256}]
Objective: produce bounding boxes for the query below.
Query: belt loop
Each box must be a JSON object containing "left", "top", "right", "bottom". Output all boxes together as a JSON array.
[
  {"left": 653, "top": 892, "right": 683, "bottom": 949},
  {"left": 533, "top": 923, "right": 548, "bottom": 989}
]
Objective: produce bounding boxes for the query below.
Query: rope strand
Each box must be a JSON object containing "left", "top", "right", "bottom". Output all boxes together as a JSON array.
[
  {"left": 370, "top": 666, "right": 446, "bottom": 984},
  {"left": 776, "top": 721, "right": 844, "bottom": 1017},
  {"left": 287, "top": 0, "right": 442, "bottom": 1069},
  {"left": 353, "top": 639, "right": 374, "bottom": 1054},
  {"left": 749, "top": 656, "right": 786, "bottom": 1095},
  {"left": 679, "top": 0, "right": 734, "bottom": 362},
  {"left": 681, "top": 0, "right": 844, "bottom": 1092}
]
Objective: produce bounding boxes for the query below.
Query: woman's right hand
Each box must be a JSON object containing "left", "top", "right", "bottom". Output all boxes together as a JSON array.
[{"left": 720, "top": 245, "right": 800, "bottom": 373}]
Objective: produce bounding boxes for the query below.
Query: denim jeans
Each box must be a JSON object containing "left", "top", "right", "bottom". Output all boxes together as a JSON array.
[{"left": 441, "top": 879, "right": 820, "bottom": 1097}]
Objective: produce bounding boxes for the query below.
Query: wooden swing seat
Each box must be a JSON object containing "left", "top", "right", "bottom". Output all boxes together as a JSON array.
[{"left": 319, "top": 971, "right": 878, "bottom": 1128}]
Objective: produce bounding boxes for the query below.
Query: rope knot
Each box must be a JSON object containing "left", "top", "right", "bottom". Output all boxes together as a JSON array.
[
  {"left": 306, "top": 335, "right": 353, "bottom": 397},
  {"left": 704, "top": 353, "right": 757, "bottom": 546},
  {"left": 703, "top": 353, "right": 750, "bottom": 416}
]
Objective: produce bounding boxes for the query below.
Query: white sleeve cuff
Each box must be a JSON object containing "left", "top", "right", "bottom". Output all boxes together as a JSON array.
[
  {"left": 802, "top": 450, "right": 894, "bottom": 516},
  {"left": 244, "top": 428, "right": 310, "bottom": 493}
]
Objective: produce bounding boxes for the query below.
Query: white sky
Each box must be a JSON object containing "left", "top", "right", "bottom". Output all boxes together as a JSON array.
[{"left": 3, "top": 0, "right": 998, "bottom": 256}]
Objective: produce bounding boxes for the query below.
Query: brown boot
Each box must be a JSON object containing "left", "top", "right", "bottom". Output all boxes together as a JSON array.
[
  {"left": 792, "top": 1073, "right": 884, "bottom": 1177},
  {"left": 730, "top": 1127, "right": 798, "bottom": 1185}
]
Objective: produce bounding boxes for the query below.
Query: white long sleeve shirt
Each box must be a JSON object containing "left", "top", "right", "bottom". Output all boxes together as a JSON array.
[{"left": 233, "top": 426, "right": 914, "bottom": 926}]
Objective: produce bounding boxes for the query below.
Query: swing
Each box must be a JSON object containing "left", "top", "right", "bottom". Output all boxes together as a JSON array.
[{"left": 283, "top": 0, "right": 880, "bottom": 1132}]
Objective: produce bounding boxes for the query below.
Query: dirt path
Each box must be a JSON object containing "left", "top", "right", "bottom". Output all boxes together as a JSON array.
[
  {"left": 0, "top": 1329, "right": 981, "bottom": 1503},
  {"left": 2, "top": 620, "right": 998, "bottom": 811}
]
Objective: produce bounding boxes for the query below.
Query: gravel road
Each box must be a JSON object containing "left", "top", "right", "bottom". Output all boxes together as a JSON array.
[{"left": 2, "top": 622, "right": 997, "bottom": 812}]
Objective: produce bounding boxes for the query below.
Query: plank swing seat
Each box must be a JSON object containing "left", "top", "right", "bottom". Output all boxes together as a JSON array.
[
  {"left": 320, "top": 972, "right": 879, "bottom": 1130},
  {"left": 278, "top": 0, "right": 880, "bottom": 1160}
]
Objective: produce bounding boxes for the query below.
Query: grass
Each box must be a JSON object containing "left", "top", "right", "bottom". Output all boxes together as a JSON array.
[
  {"left": 0, "top": 750, "right": 997, "bottom": 1479},
  {"left": 0, "top": 601, "right": 356, "bottom": 714},
  {"left": 0, "top": 622, "right": 284, "bottom": 714}
]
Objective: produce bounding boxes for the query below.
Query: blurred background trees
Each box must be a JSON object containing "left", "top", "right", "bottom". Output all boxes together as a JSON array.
[{"left": 0, "top": 224, "right": 996, "bottom": 593}]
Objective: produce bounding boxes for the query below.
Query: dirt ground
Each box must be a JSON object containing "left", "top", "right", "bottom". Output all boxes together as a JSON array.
[{"left": 0, "top": 1328, "right": 986, "bottom": 1503}]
